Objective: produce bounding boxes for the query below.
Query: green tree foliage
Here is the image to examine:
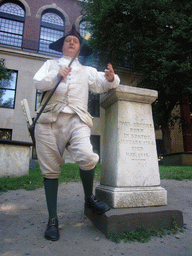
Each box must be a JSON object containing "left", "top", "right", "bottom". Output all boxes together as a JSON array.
[
  {"left": 0, "top": 58, "right": 11, "bottom": 80},
  {"left": 82, "top": 0, "right": 192, "bottom": 153},
  {"left": 0, "top": 59, "right": 12, "bottom": 108}
]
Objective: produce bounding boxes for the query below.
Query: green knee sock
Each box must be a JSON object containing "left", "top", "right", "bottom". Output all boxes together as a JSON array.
[
  {"left": 79, "top": 168, "right": 95, "bottom": 199},
  {"left": 44, "top": 178, "right": 58, "bottom": 220}
]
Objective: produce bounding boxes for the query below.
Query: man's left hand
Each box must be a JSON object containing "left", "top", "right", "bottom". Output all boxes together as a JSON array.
[{"left": 105, "top": 64, "right": 114, "bottom": 82}]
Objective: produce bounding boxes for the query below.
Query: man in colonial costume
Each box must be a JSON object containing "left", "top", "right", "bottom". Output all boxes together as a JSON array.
[{"left": 33, "top": 25, "right": 120, "bottom": 241}]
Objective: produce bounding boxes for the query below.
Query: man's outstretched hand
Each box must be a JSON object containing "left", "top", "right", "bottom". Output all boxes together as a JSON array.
[{"left": 105, "top": 64, "right": 114, "bottom": 82}]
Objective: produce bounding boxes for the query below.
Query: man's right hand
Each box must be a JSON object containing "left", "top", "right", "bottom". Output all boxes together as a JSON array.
[{"left": 58, "top": 66, "right": 72, "bottom": 79}]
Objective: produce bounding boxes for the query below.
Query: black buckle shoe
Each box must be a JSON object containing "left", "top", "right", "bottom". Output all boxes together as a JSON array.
[
  {"left": 44, "top": 218, "right": 60, "bottom": 241},
  {"left": 85, "top": 195, "right": 110, "bottom": 215}
]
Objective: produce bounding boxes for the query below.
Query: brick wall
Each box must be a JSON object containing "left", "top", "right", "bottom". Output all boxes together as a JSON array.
[{"left": 7, "top": 0, "right": 83, "bottom": 51}]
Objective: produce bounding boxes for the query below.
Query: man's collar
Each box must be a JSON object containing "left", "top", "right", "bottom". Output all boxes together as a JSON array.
[{"left": 58, "top": 56, "right": 80, "bottom": 67}]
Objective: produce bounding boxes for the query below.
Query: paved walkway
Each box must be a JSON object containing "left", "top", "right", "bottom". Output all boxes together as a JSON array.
[{"left": 0, "top": 179, "right": 192, "bottom": 256}]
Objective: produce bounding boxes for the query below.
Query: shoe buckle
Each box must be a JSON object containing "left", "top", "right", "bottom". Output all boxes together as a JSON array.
[
  {"left": 91, "top": 195, "right": 99, "bottom": 203},
  {"left": 49, "top": 218, "right": 57, "bottom": 226}
]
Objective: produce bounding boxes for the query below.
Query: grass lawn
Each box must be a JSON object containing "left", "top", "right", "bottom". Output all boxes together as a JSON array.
[
  {"left": 159, "top": 166, "right": 192, "bottom": 180},
  {"left": 0, "top": 163, "right": 101, "bottom": 192},
  {"left": 0, "top": 163, "right": 192, "bottom": 192}
]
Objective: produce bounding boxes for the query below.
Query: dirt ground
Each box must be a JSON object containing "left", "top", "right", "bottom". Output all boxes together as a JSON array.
[{"left": 0, "top": 179, "right": 192, "bottom": 256}]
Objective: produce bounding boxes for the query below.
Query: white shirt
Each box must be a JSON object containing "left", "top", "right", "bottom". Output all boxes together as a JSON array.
[{"left": 33, "top": 56, "right": 120, "bottom": 127}]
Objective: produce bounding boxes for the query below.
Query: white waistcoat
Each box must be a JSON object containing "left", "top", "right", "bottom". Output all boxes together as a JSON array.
[{"left": 33, "top": 56, "right": 120, "bottom": 127}]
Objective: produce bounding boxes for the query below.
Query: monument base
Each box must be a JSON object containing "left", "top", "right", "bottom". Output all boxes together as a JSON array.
[
  {"left": 85, "top": 206, "right": 183, "bottom": 237},
  {"left": 96, "top": 185, "right": 167, "bottom": 208}
]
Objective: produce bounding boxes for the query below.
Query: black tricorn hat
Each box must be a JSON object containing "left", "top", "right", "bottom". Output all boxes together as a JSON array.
[{"left": 49, "top": 25, "right": 93, "bottom": 56}]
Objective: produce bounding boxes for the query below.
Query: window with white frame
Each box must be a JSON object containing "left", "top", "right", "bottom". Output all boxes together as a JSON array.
[
  {"left": 0, "top": 70, "right": 18, "bottom": 109},
  {"left": 39, "top": 10, "right": 64, "bottom": 54},
  {"left": 0, "top": 2, "right": 25, "bottom": 48}
]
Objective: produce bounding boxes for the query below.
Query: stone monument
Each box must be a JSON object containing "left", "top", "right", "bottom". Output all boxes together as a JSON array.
[
  {"left": 85, "top": 85, "right": 183, "bottom": 237},
  {"left": 96, "top": 85, "right": 167, "bottom": 208}
]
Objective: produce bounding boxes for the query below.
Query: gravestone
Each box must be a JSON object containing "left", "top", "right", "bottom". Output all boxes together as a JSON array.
[
  {"left": 96, "top": 85, "right": 167, "bottom": 208},
  {"left": 85, "top": 85, "right": 183, "bottom": 236}
]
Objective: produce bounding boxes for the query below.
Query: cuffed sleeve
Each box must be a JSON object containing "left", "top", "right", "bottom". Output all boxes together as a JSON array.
[{"left": 87, "top": 66, "right": 120, "bottom": 94}]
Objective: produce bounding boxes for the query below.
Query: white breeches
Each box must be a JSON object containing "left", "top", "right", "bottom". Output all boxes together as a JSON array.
[{"left": 35, "top": 113, "right": 99, "bottom": 179}]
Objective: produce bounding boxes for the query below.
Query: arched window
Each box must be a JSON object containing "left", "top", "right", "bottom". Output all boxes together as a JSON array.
[
  {"left": 39, "top": 10, "right": 64, "bottom": 54},
  {"left": 0, "top": 2, "right": 25, "bottom": 48},
  {"left": 79, "top": 20, "right": 91, "bottom": 38}
]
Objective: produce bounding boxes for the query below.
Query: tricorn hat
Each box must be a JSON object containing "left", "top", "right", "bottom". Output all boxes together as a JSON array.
[{"left": 49, "top": 25, "right": 93, "bottom": 56}]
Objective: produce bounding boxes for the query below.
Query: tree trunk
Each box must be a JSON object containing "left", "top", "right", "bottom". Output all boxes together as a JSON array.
[
  {"left": 180, "top": 95, "right": 192, "bottom": 152},
  {"left": 161, "top": 123, "right": 172, "bottom": 155}
]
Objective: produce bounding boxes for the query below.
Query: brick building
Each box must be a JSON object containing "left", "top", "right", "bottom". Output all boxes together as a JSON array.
[
  {"left": 0, "top": 0, "right": 191, "bottom": 166},
  {"left": 0, "top": 0, "right": 103, "bottom": 161}
]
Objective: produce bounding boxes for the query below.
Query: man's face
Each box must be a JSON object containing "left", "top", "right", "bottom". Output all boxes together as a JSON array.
[{"left": 62, "top": 35, "right": 80, "bottom": 57}]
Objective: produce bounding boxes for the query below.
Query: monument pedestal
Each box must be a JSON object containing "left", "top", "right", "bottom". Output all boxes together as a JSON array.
[
  {"left": 85, "top": 85, "right": 183, "bottom": 236},
  {"left": 96, "top": 85, "right": 167, "bottom": 208}
]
